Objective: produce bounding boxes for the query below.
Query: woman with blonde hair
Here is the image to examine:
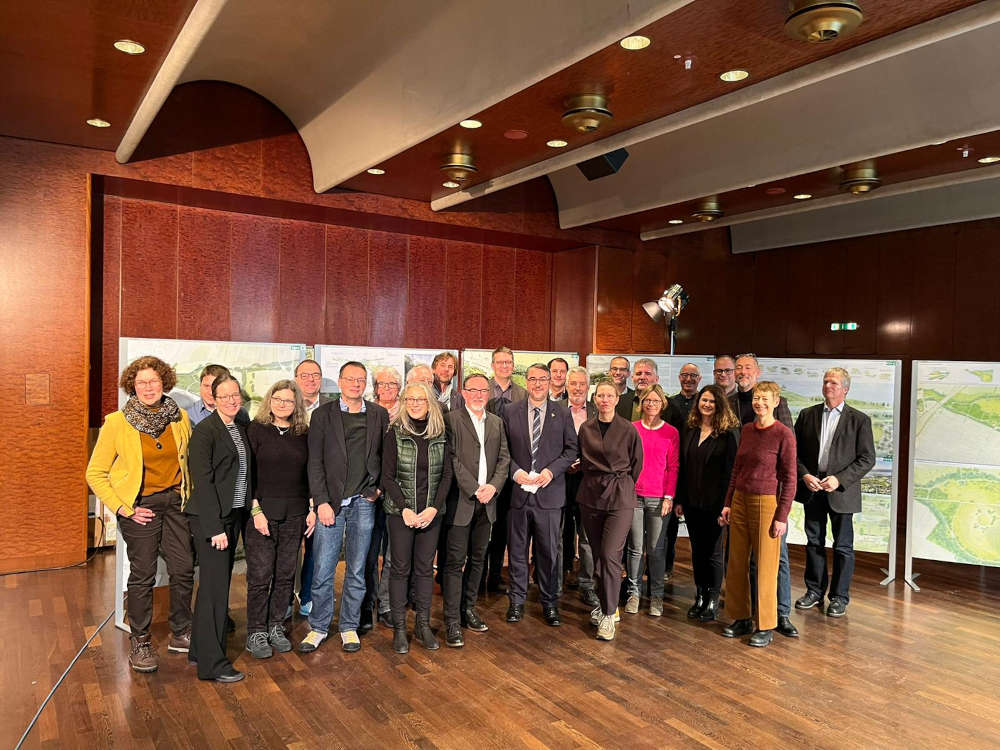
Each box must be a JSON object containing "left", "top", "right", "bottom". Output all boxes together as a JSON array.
[
  {"left": 86, "top": 356, "right": 194, "bottom": 673},
  {"left": 244, "top": 380, "right": 316, "bottom": 659},
  {"left": 381, "top": 382, "right": 453, "bottom": 653}
]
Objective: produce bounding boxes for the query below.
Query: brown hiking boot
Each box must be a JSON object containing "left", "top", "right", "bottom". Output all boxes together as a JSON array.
[
  {"left": 167, "top": 628, "right": 191, "bottom": 653},
  {"left": 129, "top": 634, "right": 158, "bottom": 673}
]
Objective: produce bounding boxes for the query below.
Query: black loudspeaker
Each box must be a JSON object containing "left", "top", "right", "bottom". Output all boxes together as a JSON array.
[{"left": 575, "top": 148, "right": 629, "bottom": 181}]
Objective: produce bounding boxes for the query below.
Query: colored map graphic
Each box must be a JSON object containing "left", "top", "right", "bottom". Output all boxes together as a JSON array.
[
  {"left": 315, "top": 345, "right": 441, "bottom": 399},
  {"left": 462, "top": 349, "right": 580, "bottom": 389}
]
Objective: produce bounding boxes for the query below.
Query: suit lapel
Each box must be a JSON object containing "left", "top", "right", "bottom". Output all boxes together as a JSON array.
[
  {"left": 331, "top": 399, "right": 347, "bottom": 457},
  {"left": 460, "top": 408, "right": 481, "bottom": 449}
]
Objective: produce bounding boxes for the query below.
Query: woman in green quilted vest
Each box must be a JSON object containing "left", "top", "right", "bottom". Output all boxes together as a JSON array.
[{"left": 381, "top": 381, "right": 454, "bottom": 654}]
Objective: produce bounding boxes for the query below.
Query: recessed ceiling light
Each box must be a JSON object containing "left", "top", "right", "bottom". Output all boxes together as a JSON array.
[
  {"left": 793, "top": 193, "right": 812, "bottom": 200},
  {"left": 668, "top": 219, "right": 684, "bottom": 225},
  {"left": 978, "top": 156, "right": 1000, "bottom": 164},
  {"left": 620, "top": 35, "right": 651, "bottom": 50},
  {"left": 719, "top": 69, "right": 749, "bottom": 82},
  {"left": 503, "top": 129, "right": 528, "bottom": 140},
  {"left": 546, "top": 139, "right": 568, "bottom": 148},
  {"left": 113, "top": 39, "right": 146, "bottom": 55},
  {"left": 86, "top": 118, "right": 111, "bottom": 128},
  {"left": 673, "top": 54, "right": 682, "bottom": 60},
  {"left": 765, "top": 187, "right": 786, "bottom": 195},
  {"left": 442, "top": 181, "right": 460, "bottom": 188},
  {"left": 366, "top": 167, "right": 385, "bottom": 175},
  {"left": 459, "top": 119, "right": 482, "bottom": 129}
]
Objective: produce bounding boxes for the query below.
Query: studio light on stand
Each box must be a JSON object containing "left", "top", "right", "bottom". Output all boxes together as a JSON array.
[{"left": 642, "top": 283, "right": 690, "bottom": 354}]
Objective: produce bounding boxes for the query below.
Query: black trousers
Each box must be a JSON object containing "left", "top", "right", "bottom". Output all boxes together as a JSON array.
[
  {"left": 663, "top": 511, "right": 680, "bottom": 572},
  {"left": 804, "top": 493, "right": 856, "bottom": 602},
  {"left": 507, "top": 502, "right": 561, "bottom": 607},
  {"left": 244, "top": 513, "right": 306, "bottom": 633},
  {"left": 118, "top": 489, "right": 194, "bottom": 638},
  {"left": 189, "top": 510, "right": 243, "bottom": 680},
  {"left": 580, "top": 504, "right": 633, "bottom": 616},
  {"left": 363, "top": 504, "right": 388, "bottom": 615},
  {"left": 685, "top": 505, "right": 726, "bottom": 591},
  {"left": 443, "top": 504, "right": 493, "bottom": 624},
  {"left": 387, "top": 514, "right": 441, "bottom": 624},
  {"left": 485, "top": 481, "right": 512, "bottom": 586}
]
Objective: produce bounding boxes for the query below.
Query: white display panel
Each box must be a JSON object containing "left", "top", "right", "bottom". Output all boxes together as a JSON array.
[{"left": 461, "top": 349, "right": 580, "bottom": 388}]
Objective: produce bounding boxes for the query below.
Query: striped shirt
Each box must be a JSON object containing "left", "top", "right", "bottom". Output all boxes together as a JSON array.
[{"left": 225, "top": 422, "right": 248, "bottom": 509}]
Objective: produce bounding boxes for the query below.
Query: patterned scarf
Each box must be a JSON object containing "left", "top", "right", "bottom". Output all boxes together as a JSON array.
[{"left": 122, "top": 395, "right": 182, "bottom": 438}]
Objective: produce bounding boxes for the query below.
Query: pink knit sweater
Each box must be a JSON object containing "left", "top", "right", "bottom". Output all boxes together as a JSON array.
[{"left": 633, "top": 420, "right": 680, "bottom": 498}]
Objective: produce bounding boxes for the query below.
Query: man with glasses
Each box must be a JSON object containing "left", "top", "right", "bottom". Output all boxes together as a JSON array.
[
  {"left": 300, "top": 361, "right": 389, "bottom": 654},
  {"left": 728, "top": 353, "right": 798, "bottom": 639},
  {"left": 713, "top": 355, "right": 738, "bottom": 398},
  {"left": 488, "top": 346, "right": 527, "bottom": 405},
  {"left": 295, "top": 359, "right": 328, "bottom": 420},
  {"left": 671, "top": 363, "right": 702, "bottom": 419},
  {"left": 563, "top": 366, "right": 599, "bottom": 607},
  {"left": 372, "top": 366, "right": 402, "bottom": 420},
  {"left": 187, "top": 364, "right": 231, "bottom": 426},
  {"left": 502, "top": 363, "right": 577, "bottom": 627},
  {"left": 441, "top": 373, "right": 511, "bottom": 645},
  {"left": 608, "top": 356, "right": 634, "bottom": 419}
]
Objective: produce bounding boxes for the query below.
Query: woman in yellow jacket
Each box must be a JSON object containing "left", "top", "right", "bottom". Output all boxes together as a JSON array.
[{"left": 86, "top": 356, "right": 193, "bottom": 673}]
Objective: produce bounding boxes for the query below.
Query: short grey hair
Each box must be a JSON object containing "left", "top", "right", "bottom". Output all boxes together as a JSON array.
[
  {"left": 372, "top": 366, "right": 401, "bottom": 388},
  {"left": 406, "top": 364, "right": 433, "bottom": 384},
  {"left": 825, "top": 366, "right": 852, "bottom": 390},
  {"left": 567, "top": 365, "right": 589, "bottom": 380},
  {"left": 633, "top": 357, "right": 658, "bottom": 375}
]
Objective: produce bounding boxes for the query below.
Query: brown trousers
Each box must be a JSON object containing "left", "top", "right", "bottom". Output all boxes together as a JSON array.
[
  {"left": 726, "top": 491, "right": 781, "bottom": 631},
  {"left": 579, "top": 504, "right": 633, "bottom": 617}
]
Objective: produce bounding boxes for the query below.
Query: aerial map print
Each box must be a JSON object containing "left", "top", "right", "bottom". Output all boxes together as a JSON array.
[
  {"left": 315, "top": 345, "right": 440, "bottom": 398},
  {"left": 911, "top": 361, "right": 1000, "bottom": 566},
  {"left": 461, "top": 349, "right": 580, "bottom": 388}
]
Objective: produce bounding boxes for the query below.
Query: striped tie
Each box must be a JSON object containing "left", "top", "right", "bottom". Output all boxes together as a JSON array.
[{"left": 530, "top": 406, "right": 542, "bottom": 471}]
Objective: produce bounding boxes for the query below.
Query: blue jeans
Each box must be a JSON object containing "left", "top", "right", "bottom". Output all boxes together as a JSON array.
[
  {"left": 749, "top": 533, "right": 791, "bottom": 617},
  {"left": 308, "top": 498, "right": 376, "bottom": 634}
]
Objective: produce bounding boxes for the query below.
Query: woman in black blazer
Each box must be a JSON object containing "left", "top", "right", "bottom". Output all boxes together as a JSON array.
[
  {"left": 185, "top": 374, "right": 251, "bottom": 683},
  {"left": 675, "top": 385, "right": 740, "bottom": 622}
]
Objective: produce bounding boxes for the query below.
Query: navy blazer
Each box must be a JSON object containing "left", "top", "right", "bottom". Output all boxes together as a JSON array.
[{"left": 502, "top": 399, "right": 578, "bottom": 510}]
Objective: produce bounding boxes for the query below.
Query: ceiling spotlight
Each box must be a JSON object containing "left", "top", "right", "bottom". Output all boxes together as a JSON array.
[
  {"left": 668, "top": 219, "right": 684, "bottom": 225},
  {"left": 793, "top": 193, "right": 812, "bottom": 200},
  {"left": 691, "top": 196, "right": 723, "bottom": 222},
  {"left": 459, "top": 119, "right": 482, "bottom": 129},
  {"left": 442, "top": 181, "right": 460, "bottom": 188},
  {"left": 620, "top": 35, "right": 651, "bottom": 50},
  {"left": 440, "top": 153, "right": 478, "bottom": 181},
  {"left": 839, "top": 159, "right": 881, "bottom": 195},
  {"left": 113, "top": 39, "right": 146, "bottom": 55},
  {"left": 719, "top": 69, "right": 749, "bottom": 82},
  {"left": 86, "top": 118, "right": 111, "bottom": 128},
  {"left": 978, "top": 156, "right": 1000, "bottom": 164},
  {"left": 546, "top": 139, "right": 568, "bottom": 148},
  {"left": 958, "top": 144, "right": 974, "bottom": 158},
  {"left": 562, "top": 94, "right": 613, "bottom": 133},
  {"left": 784, "top": 0, "right": 864, "bottom": 43},
  {"left": 642, "top": 284, "right": 691, "bottom": 354},
  {"left": 366, "top": 167, "right": 386, "bottom": 175}
]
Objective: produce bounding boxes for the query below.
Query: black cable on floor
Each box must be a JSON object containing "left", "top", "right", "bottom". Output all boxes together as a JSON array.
[
  {"left": 0, "top": 517, "right": 106, "bottom": 577},
  {"left": 15, "top": 608, "right": 115, "bottom": 750}
]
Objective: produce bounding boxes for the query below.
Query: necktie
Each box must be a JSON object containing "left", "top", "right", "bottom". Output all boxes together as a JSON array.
[
  {"left": 818, "top": 407, "right": 833, "bottom": 473},
  {"left": 530, "top": 406, "right": 542, "bottom": 471}
]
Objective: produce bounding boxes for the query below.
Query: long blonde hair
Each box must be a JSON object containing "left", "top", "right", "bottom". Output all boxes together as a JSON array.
[
  {"left": 393, "top": 382, "right": 445, "bottom": 438},
  {"left": 254, "top": 380, "right": 309, "bottom": 435}
]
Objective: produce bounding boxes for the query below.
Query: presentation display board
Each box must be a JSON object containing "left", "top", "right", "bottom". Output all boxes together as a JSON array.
[
  {"left": 908, "top": 361, "right": 1000, "bottom": 573},
  {"left": 314, "top": 345, "right": 442, "bottom": 398},
  {"left": 584, "top": 354, "right": 716, "bottom": 394},
  {"left": 461, "top": 349, "right": 580, "bottom": 388}
]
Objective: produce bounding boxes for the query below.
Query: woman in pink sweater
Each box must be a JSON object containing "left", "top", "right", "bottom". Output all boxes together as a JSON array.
[{"left": 627, "top": 384, "right": 680, "bottom": 616}]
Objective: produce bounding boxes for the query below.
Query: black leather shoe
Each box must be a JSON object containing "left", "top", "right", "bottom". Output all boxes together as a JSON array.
[
  {"left": 748, "top": 629, "right": 773, "bottom": 648},
  {"left": 462, "top": 608, "right": 489, "bottom": 632},
  {"left": 543, "top": 606, "right": 561, "bottom": 627},
  {"left": 505, "top": 603, "right": 524, "bottom": 623},
  {"left": 776, "top": 616, "right": 799, "bottom": 637},
  {"left": 687, "top": 587, "right": 706, "bottom": 619},
  {"left": 358, "top": 609, "right": 374, "bottom": 635},
  {"left": 722, "top": 618, "right": 754, "bottom": 638},
  {"left": 445, "top": 623, "right": 465, "bottom": 648},
  {"left": 580, "top": 589, "right": 600, "bottom": 608},
  {"left": 378, "top": 610, "right": 393, "bottom": 628},
  {"left": 414, "top": 617, "right": 440, "bottom": 650},
  {"left": 699, "top": 590, "right": 721, "bottom": 622},
  {"left": 826, "top": 598, "right": 848, "bottom": 618},
  {"left": 795, "top": 591, "right": 823, "bottom": 610},
  {"left": 392, "top": 627, "right": 409, "bottom": 654},
  {"left": 211, "top": 669, "right": 245, "bottom": 683}
]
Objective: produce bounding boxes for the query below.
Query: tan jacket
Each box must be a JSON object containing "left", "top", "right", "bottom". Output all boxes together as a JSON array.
[{"left": 86, "top": 410, "right": 192, "bottom": 516}]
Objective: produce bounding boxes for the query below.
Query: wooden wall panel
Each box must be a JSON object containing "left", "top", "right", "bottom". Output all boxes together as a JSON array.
[
  {"left": 594, "top": 246, "right": 634, "bottom": 354},
  {"left": 876, "top": 232, "right": 914, "bottom": 357},
  {"left": 953, "top": 221, "right": 1000, "bottom": 360},
  {"left": 101, "top": 195, "right": 122, "bottom": 419},
  {"left": 444, "top": 240, "right": 483, "bottom": 350},
  {"left": 277, "top": 220, "right": 326, "bottom": 344},
  {"left": 230, "top": 215, "right": 280, "bottom": 342},
  {"left": 481, "top": 245, "right": 517, "bottom": 348},
  {"left": 177, "top": 208, "right": 231, "bottom": 341},
  {"left": 405, "top": 236, "right": 448, "bottom": 348},
  {"left": 629, "top": 246, "right": 671, "bottom": 354},
  {"left": 551, "top": 246, "right": 596, "bottom": 358},
  {"left": 324, "top": 225, "right": 369, "bottom": 345},
  {"left": 120, "top": 200, "right": 178, "bottom": 339},
  {"left": 911, "top": 224, "right": 957, "bottom": 360},
  {"left": 513, "top": 249, "right": 553, "bottom": 351},
  {"left": 368, "top": 231, "right": 408, "bottom": 348},
  {"left": 842, "top": 237, "right": 878, "bottom": 356}
]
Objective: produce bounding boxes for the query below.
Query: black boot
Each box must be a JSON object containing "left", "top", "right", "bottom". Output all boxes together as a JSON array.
[
  {"left": 393, "top": 626, "right": 409, "bottom": 654},
  {"left": 414, "top": 613, "right": 440, "bottom": 651},
  {"left": 686, "top": 587, "right": 706, "bottom": 619},
  {"left": 699, "top": 589, "right": 721, "bottom": 622}
]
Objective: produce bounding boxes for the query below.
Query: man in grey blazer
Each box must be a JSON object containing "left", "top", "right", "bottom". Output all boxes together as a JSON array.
[
  {"left": 793, "top": 367, "right": 876, "bottom": 618},
  {"left": 441, "top": 373, "right": 510, "bottom": 646}
]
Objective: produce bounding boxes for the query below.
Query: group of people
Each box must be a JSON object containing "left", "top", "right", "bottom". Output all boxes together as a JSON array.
[{"left": 86, "top": 347, "right": 875, "bottom": 682}]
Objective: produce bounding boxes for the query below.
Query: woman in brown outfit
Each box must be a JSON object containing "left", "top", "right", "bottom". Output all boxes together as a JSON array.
[{"left": 576, "top": 379, "right": 643, "bottom": 641}]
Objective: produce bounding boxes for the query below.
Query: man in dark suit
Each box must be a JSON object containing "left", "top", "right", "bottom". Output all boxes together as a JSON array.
[
  {"left": 502, "top": 363, "right": 578, "bottom": 626},
  {"left": 729, "top": 353, "right": 798, "bottom": 638},
  {"left": 300, "top": 361, "right": 389, "bottom": 654},
  {"left": 563, "top": 366, "right": 599, "bottom": 607},
  {"left": 441, "top": 373, "right": 511, "bottom": 647},
  {"left": 793, "top": 367, "right": 876, "bottom": 618},
  {"left": 548, "top": 357, "right": 570, "bottom": 401},
  {"left": 609, "top": 355, "right": 635, "bottom": 420}
]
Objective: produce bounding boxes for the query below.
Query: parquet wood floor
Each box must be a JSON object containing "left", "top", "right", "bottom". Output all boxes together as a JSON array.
[{"left": 3, "top": 544, "right": 999, "bottom": 749}]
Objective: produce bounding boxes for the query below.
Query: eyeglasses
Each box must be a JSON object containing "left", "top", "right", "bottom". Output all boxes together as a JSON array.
[
  {"left": 641, "top": 398, "right": 663, "bottom": 406},
  {"left": 526, "top": 376, "right": 550, "bottom": 384},
  {"left": 270, "top": 396, "right": 295, "bottom": 407},
  {"left": 679, "top": 373, "right": 700, "bottom": 379},
  {"left": 713, "top": 368, "right": 734, "bottom": 375},
  {"left": 134, "top": 378, "right": 162, "bottom": 389},
  {"left": 493, "top": 359, "right": 513, "bottom": 367},
  {"left": 404, "top": 397, "right": 428, "bottom": 404},
  {"left": 340, "top": 376, "right": 366, "bottom": 385},
  {"left": 216, "top": 394, "right": 242, "bottom": 403},
  {"left": 297, "top": 372, "right": 322, "bottom": 380},
  {"left": 464, "top": 388, "right": 489, "bottom": 395},
  {"left": 375, "top": 382, "right": 399, "bottom": 390}
]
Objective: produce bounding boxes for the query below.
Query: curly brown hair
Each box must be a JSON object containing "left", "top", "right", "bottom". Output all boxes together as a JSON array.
[
  {"left": 119, "top": 356, "right": 177, "bottom": 395},
  {"left": 686, "top": 384, "right": 740, "bottom": 434}
]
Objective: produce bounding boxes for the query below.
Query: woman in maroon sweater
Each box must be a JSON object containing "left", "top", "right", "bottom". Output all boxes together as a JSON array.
[{"left": 719, "top": 380, "right": 797, "bottom": 648}]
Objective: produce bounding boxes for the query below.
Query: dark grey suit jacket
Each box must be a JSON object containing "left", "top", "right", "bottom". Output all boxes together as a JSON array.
[
  {"left": 503, "top": 399, "right": 578, "bottom": 510},
  {"left": 793, "top": 402, "right": 876, "bottom": 514},
  {"left": 186, "top": 411, "right": 252, "bottom": 538},
  {"left": 444, "top": 408, "right": 510, "bottom": 526}
]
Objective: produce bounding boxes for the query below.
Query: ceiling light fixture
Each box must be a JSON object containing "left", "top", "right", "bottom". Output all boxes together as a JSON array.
[
  {"left": 459, "top": 119, "right": 482, "bottom": 129},
  {"left": 620, "top": 35, "right": 651, "bottom": 50},
  {"left": 839, "top": 159, "right": 881, "bottom": 194},
  {"left": 978, "top": 156, "right": 1000, "bottom": 164},
  {"left": 691, "top": 196, "right": 723, "bottom": 222},
  {"left": 546, "top": 139, "right": 568, "bottom": 148},
  {"left": 440, "top": 153, "right": 478, "bottom": 181},
  {"left": 793, "top": 193, "right": 812, "bottom": 200},
  {"left": 668, "top": 219, "right": 684, "bottom": 225},
  {"left": 784, "top": 0, "right": 864, "bottom": 43},
  {"left": 503, "top": 129, "right": 528, "bottom": 140},
  {"left": 113, "top": 39, "right": 146, "bottom": 55},
  {"left": 442, "top": 181, "right": 460, "bottom": 188},
  {"left": 561, "top": 94, "right": 613, "bottom": 133},
  {"left": 86, "top": 118, "right": 111, "bottom": 128},
  {"left": 958, "top": 144, "right": 974, "bottom": 158},
  {"left": 719, "top": 69, "right": 749, "bottom": 82},
  {"left": 366, "top": 167, "right": 385, "bottom": 175}
]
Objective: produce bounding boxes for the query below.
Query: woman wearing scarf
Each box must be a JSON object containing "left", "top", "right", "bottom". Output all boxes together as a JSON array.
[{"left": 86, "top": 356, "right": 194, "bottom": 673}]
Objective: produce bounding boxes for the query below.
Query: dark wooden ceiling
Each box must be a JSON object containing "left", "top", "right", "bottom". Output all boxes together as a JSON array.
[{"left": 337, "top": 0, "right": 980, "bottom": 203}]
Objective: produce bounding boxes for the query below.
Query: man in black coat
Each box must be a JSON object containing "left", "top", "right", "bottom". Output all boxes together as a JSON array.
[{"left": 793, "top": 367, "right": 876, "bottom": 618}]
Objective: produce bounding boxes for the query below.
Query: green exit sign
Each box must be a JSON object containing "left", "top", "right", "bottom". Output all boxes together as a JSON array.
[{"left": 830, "top": 322, "right": 860, "bottom": 331}]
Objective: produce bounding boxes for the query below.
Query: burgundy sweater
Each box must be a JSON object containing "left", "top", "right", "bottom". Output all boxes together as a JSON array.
[{"left": 724, "top": 421, "right": 797, "bottom": 523}]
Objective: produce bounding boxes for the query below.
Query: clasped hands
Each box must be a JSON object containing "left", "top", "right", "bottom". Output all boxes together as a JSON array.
[
  {"left": 803, "top": 473, "right": 840, "bottom": 493},
  {"left": 514, "top": 468, "right": 554, "bottom": 487},
  {"left": 402, "top": 506, "right": 437, "bottom": 529}
]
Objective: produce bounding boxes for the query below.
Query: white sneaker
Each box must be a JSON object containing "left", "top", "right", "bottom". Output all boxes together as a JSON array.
[
  {"left": 297, "top": 630, "right": 327, "bottom": 653},
  {"left": 596, "top": 615, "right": 616, "bottom": 641},
  {"left": 625, "top": 594, "right": 640, "bottom": 614},
  {"left": 590, "top": 606, "right": 621, "bottom": 624},
  {"left": 340, "top": 630, "right": 361, "bottom": 652}
]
